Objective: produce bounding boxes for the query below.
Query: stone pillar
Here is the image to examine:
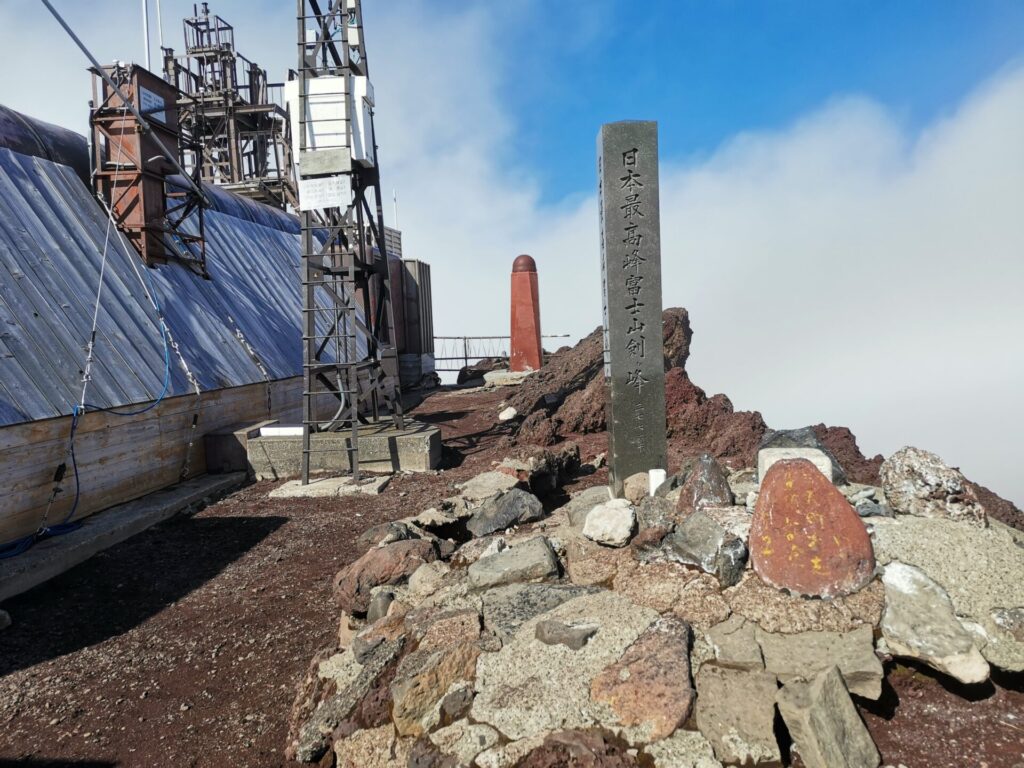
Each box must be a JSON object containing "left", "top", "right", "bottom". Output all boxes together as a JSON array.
[
  {"left": 510, "top": 254, "right": 543, "bottom": 372},
  {"left": 598, "top": 121, "right": 668, "bottom": 497}
]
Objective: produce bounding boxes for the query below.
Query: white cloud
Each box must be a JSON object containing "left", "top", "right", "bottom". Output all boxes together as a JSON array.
[{"left": 4, "top": 2, "right": 1022, "bottom": 505}]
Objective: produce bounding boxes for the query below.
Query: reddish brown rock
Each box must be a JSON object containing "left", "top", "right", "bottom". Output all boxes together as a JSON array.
[
  {"left": 517, "top": 730, "right": 641, "bottom": 768},
  {"left": 751, "top": 459, "right": 875, "bottom": 598},
  {"left": 812, "top": 424, "right": 884, "bottom": 485},
  {"left": 590, "top": 617, "right": 695, "bottom": 740},
  {"left": 332, "top": 539, "right": 437, "bottom": 615}
]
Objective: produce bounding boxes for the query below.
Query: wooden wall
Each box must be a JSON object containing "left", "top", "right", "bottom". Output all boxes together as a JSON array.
[{"left": 0, "top": 377, "right": 304, "bottom": 545}]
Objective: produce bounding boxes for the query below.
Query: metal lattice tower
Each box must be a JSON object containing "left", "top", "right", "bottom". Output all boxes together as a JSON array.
[
  {"left": 296, "top": 0, "right": 404, "bottom": 484},
  {"left": 163, "top": 3, "right": 297, "bottom": 210}
]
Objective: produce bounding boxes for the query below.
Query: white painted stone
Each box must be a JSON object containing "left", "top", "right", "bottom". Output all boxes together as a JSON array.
[
  {"left": 648, "top": 468, "right": 668, "bottom": 496},
  {"left": 757, "top": 448, "right": 833, "bottom": 485},
  {"left": 498, "top": 406, "right": 518, "bottom": 421},
  {"left": 582, "top": 499, "right": 636, "bottom": 548}
]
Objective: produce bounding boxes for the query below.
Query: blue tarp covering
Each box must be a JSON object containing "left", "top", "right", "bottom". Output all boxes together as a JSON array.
[{"left": 0, "top": 147, "right": 360, "bottom": 427}]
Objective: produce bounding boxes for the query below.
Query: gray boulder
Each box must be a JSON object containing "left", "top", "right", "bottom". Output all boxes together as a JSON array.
[
  {"left": 582, "top": 498, "right": 636, "bottom": 547},
  {"left": 880, "top": 562, "right": 989, "bottom": 683},
  {"left": 563, "top": 485, "right": 613, "bottom": 529},
  {"left": 535, "top": 618, "right": 599, "bottom": 650},
  {"left": 695, "top": 664, "right": 781, "bottom": 765},
  {"left": 467, "top": 536, "right": 559, "bottom": 589},
  {"left": 879, "top": 446, "right": 987, "bottom": 527},
  {"left": 677, "top": 453, "right": 735, "bottom": 515},
  {"left": 481, "top": 582, "right": 599, "bottom": 641},
  {"left": 755, "top": 625, "right": 883, "bottom": 700},
  {"left": 667, "top": 510, "right": 748, "bottom": 587},
  {"left": 776, "top": 666, "right": 880, "bottom": 768},
  {"left": 466, "top": 488, "right": 546, "bottom": 538},
  {"left": 871, "top": 516, "right": 1024, "bottom": 671}
]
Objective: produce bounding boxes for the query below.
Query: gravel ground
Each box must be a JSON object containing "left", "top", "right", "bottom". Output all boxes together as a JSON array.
[{"left": 1, "top": 385, "right": 1020, "bottom": 767}]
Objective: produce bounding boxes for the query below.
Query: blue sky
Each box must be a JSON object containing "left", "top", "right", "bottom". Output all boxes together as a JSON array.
[
  {"left": 4, "top": 1, "right": 1024, "bottom": 503},
  {"left": 433, "top": 1, "right": 1024, "bottom": 203}
]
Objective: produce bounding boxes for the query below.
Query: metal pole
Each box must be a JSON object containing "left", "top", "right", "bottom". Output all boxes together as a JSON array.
[
  {"left": 156, "top": 0, "right": 164, "bottom": 48},
  {"left": 38, "top": 0, "right": 209, "bottom": 205},
  {"left": 142, "top": 0, "right": 151, "bottom": 70}
]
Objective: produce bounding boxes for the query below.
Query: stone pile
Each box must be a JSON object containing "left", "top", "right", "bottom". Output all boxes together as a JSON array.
[{"left": 286, "top": 440, "right": 1024, "bottom": 768}]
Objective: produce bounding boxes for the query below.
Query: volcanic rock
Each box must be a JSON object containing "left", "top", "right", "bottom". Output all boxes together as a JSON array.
[
  {"left": 429, "top": 720, "right": 500, "bottom": 765},
  {"left": 565, "top": 485, "right": 614, "bottom": 529},
  {"left": 391, "top": 642, "right": 481, "bottom": 737},
  {"left": 776, "top": 666, "right": 880, "bottom": 768},
  {"left": 871, "top": 515, "right": 1024, "bottom": 671},
  {"left": 517, "top": 730, "right": 642, "bottom": 768},
  {"left": 466, "top": 488, "right": 545, "bottom": 538},
  {"left": 481, "top": 582, "right": 599, "bottom": 642},
  {"left": 455, "top": 471, "right": 521, "bottom": 504},
  {"left": 879, "top": 446, "right": 987, "bottom": 527},
  {"left": 642, "top": 730, "right": 723, "bottom": 768},
  {"left": 694, "top": 664, "right": 781, "bottom": 765},
  {"left": 755, "top": 625, "right": 884, "bottom": 699},
  {"left": 705, "top": 615, "right": 763, "bottom": 671},
  {"left": 666, "top": 510, "right": 748, "bottom": 587},
  {"left": 623, "top": 472, "right": 650, "bottom": 504},
  {"left": 458, "top": 357, "right": 505, "bottom": 384},
  {"left": 469, "top": 591, "right": 659, "bottom": 741},
  {"left": 583, "top": 498, "right": 636, "bottom": 547},
  {"left": 467, "top": 536, "right": 560, "bottom": 589},
  {"left": 590, "top": 617, "right": 695, "bottom": 742},
  {"left": 811, "top": 424, "right": 883, "bottom": 485},
  {"left": 334, "top": 724, "right": 412, "bottom": 768},
  {"left": 536, "top": 619, "right": 600, "bottom": 650},
  {"left": 750, "top": 459, "right": 875, "bottom": 598},
  {"left": 333, "top": 539, "right": 438, "bottom": 615},
  {"left": 676, "top": 453, "right": 734, "bottom": 516},
  {"left": 725, "top": 573, "right": 885, "bottom": 635},
  {"left": 293, "top": 638, "right": 405, "bottom": 762},
  {"left": 880, "top": 562, "right": 989, "bottom": 683}
]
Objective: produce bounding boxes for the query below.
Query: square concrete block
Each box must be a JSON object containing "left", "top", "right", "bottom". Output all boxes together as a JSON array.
[
  {"left": 758, "top": 448, "right": 833, "bottom": 486},
  {"left": 247, "top": 420, "right": 441, "bottom": 480},
  {"left": 204, "top": 419, "right": 278, "bottom": 474}
]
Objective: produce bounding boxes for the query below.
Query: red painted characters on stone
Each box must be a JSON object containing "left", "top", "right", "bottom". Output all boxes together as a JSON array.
[{"left": 750, "top": 459, "right": 875, "bottom": 598}]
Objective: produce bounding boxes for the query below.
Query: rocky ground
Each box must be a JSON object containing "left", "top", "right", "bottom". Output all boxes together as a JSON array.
[{"left": 1, "top": 379, "right": 1022, "bottom": 767}]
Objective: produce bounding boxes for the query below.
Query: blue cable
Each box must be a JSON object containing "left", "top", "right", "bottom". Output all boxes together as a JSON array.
[{"left": 0, "top": 270, "right": 175, "bottom": 557}]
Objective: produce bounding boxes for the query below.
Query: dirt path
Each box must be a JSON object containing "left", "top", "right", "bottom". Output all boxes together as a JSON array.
[{"left": 0, "top": 387, "right": 527, "bottom": 767}]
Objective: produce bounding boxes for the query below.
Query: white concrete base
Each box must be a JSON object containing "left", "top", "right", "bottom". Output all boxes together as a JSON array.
[
  {"left": 758, "top": 448, "right": 833, "bottom": 485},
  {"left": 269, "top": 475, "right": 391, "bottom": 499}
]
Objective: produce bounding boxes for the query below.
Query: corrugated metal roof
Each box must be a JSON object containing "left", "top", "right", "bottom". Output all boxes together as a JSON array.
[{"left": 0, "top": 147, "right": 363, "bottom": 427}]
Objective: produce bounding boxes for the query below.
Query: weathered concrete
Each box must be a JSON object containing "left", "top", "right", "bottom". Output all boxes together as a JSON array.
[
  {"left": 757, "top": 447, "right": 833, "bottom": 484},
  {"left": 248, "top": 420, "right": 441, "bottom": 479},
  {"left": 0, "top": 472, "right": 246, "bottom": 604},
  {"left": 269, "top": 475, "right": 391, "bottom": 498}
]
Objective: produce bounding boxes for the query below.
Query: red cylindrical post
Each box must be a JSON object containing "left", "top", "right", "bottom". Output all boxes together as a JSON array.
[{"left": 510, "top": 254, "right": 543, "bottom": 372}]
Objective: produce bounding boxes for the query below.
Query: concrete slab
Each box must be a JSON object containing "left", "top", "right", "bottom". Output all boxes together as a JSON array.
[
  {"left": 247, "top": 420, "right": 441, "bottom": 481},
  {"left": 269, "top": 475, "right": 391, "bottom": 499},
  {"left": 204, "top": 420, "right": 277, "bottom": 474},
  {"left": 758, "top": 448, "right": 833, "bottom": 485},
  {"left": 0, "top": 473, "right": 246, "bottom": 604},
  {"left": 483, "top": 370, "right": 533, "bottom": 387}
]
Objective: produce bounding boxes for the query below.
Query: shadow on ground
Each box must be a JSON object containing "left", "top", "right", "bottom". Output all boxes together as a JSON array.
[{"left": 0, "top": 514, "right": 286, "bottom": 676}]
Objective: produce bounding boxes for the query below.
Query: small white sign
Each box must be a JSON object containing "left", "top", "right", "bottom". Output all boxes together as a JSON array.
[
  {"left": 298, "top": 174, "right": 352, "bottom": 212},
  {"left": 139, "top": 86, "right": 166, "bottom": 124}
]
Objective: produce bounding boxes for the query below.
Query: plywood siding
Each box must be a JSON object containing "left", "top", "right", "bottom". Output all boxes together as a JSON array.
[{"left": 0, "top": 377, "right": 304, "bottom": 544}]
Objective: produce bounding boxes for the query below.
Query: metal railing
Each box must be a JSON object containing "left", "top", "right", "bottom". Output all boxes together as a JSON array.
[{"left": 433, "top": 335, "right": 571, "bottom": 373}]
